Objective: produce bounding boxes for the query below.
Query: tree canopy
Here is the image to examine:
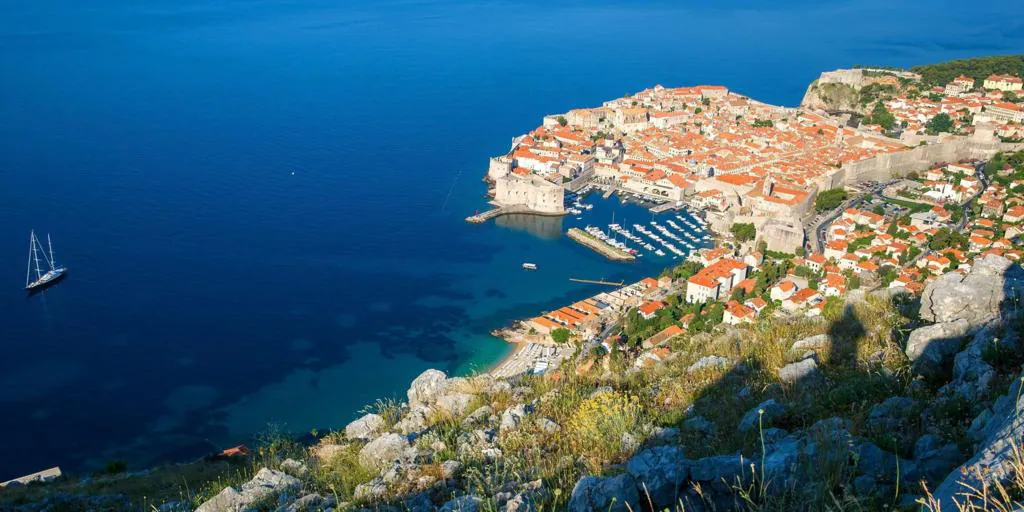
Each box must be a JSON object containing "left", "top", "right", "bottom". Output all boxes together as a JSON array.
[
  {"left": 730, "top": 222, "right": 756, "bottom": 242},
  {"left": 928, "top": 228, "right": 968, "bottom": 251},
  {"left": 911, "top": 55, "right": 1024, "bottom": 87},
  {"left": 863, "top": 101, "right": 896, "bottom": 130},
  {"left": 815, "top": 188, "right": 849, "bottom": 212},
  {"left": 925, "top": 113, "right": 954, "bottom": 135},
  {"left": 550, "top": 328, "right": 570, "bottom": 344}
]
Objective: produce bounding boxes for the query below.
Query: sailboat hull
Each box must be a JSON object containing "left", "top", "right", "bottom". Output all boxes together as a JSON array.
[{"left": 26, "top": 268, "right": 67, "bottom": 291}]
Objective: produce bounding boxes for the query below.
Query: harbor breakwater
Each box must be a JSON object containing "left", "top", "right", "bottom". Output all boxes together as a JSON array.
[{"left": 565, "top": 228, "right": 636, "bottom": 261}]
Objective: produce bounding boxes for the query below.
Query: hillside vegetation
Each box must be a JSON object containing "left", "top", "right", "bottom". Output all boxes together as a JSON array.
[{"left": 911, "top": 54, "right": 1024, "bottom": 87}]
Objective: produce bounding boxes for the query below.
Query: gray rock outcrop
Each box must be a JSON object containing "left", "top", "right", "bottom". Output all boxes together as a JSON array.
[
  {"left": 195, "top": 468, "right": 301, "bottom": 512},
  {"left": 855, "top": 441, "right": 917, "bottom": 483},
  {"left": 687, "top": 355, "right": 730, "bottom": 373},
  {"left": 920, "top": 255, "right": 1023, "bottom": 327},
  {"left": 436, "top": 392, "right": 476, "bottom": 417},
  {"left": 866, "top": 396, "right": 917, "bottom": 432},
  {"left": 359, "top": 433, "right": 411, "bottom": 470},
  {"left": 568, "top": 474, "right": 640, "bottom": 512},
  {"left": 739, "top": 399, "right": 786, "bottom": 432},
  {"left": 625, "top": 446, "right": 689, "bottom": 508},
  {"left": 440, "top": 495, "right": 482, "bottom": 512},
  {"left": 905, "top": 318, "right": 971, "bottom": 378},
  {"left": 778, "top": 358, "right": 822, "bottom": 385},
  {"left": 345, "top": 413, "right": 385, "bottom": 441},
  {"left": 943, "top": 325, "right": 1020, "bottom": 401},
  {"left": 932, "top": 374, "right": 1024, "bottom": 509},
  {"left": 394, "top": 406, "right": 430, "bottom": 435},
  {"left": 408, "top": 369, "right": 449, "bottom": 406},
  {"left": 499, "top": 403, "right": 533, "bottom": 432},
  {"left": 790, "top": 334, "right": 830, "bottom": 353},
  {"left": 913, "top": 435, "right": 962, "bottom": 484}
]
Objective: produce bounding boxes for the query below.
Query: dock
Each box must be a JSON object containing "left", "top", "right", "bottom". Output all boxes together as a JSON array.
[
  {"left": 466, "top": 205, "right": 566, "bottom": 224},
  {"left": 602, "top": 188, "right": 615, "bottom": 199},
  {"left": 566, "top": 228, "right": 636, "bottom": 261},
  {"left": 569, "top": 278, "right": 626, "bottom": 286},
  {"left": 650, "top": 202, "right": 678, "bottom": 213}
]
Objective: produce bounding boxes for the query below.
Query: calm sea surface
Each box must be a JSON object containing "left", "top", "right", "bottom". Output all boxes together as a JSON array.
[{"left": 1, "top": 0, "right": 1020, "bottom": 477}]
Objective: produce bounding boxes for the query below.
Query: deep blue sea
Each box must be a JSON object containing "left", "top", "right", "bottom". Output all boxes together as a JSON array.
[{"left": 1, "top": 0, "right": 1021, "bottom": 478}]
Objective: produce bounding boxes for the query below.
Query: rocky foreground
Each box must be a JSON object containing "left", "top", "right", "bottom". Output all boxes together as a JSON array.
[
  {"left": 172, "top": 255, "right": 1024, "bottom": 512},
  {"left": 5, "top": 256, "right": 1022, "bottom": 512}
]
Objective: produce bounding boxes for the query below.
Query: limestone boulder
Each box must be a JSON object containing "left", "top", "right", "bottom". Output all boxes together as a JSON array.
[
  {"left": 440, "top": 495, "right": 482, "bottom": 512},
  {"left": 345, "top": 413, "right": 386, "bottom": 441},
  {"left": 932, "top": 374, "right": 1024, "bottom": 510},
  {"left": 855, "top": 441, "right": 917, "bottom": 484},
  {"left": 353, "top": 477, "right": 388, "bottom": 501},
  {"left": 567, "top": 474, "right": 640, "bottom": 512},
  {"left": 196, "top": 468, "right": 301, "bottom": 512},
  {"left": 644, "top": 426, "right": 681, "bottom": 447},
  {"left": 441, "top": 460, "right": 463, "bottom": 479},
  {"left": 686, "top": 453, "right": 756, "bottom": 508},
  {"left": 282, "top": 493, "right": 329, "bottom": 512},
  {"left": 687, "top": 355, "right": 730, "bottom": 373},
  {"left": 683, "top": 416, "right": 715, "bottom": 436},
  {"left": 739, "top": 399, "right": 787, "bottom": 433},
  {"left": 625, "top": 446, "right": 689, "bottom": 508},
  {"left": 408, "top": 369, "right": 450, "bottom": 407},
  {"left": 461, "top": 405, "right": 494, "bottom": 428},
  {"left": 920, "top": 255, "right": 1023, "bottom": 326},
  {"left": 312, "top": 443, "right": 346, "bottom": 462},
  {"left": 790, "top": 334, "right": 830, "bottom": 353},
  {"left": 394, "top": 406, "right": 431, "bottom": 435},
  {"left": 943, "top": 325, "right": 1018, "bottom": 401},
  {"left": 866, "top": 396, "right": 917, "bottom": 432},
  {"left": 499, "top": 403, "right": 533, "bottom": 432},
  {"left": 913, "top": 435, "right": 963, "bottom": 484},
  {"left": 359, "top": 433, "right": 411, "bottom": 471},
  {"left": 502, "top": 480, "right": 548, "bottom": 512},
  {"left": 536, "top": 417, "right": 560, "bottom": 434},
  {"left": 279, "top": 458, "right": 307, "bottom": 478},
  {"left": 436, "top": 392, "right": 476, "bottom": 417},
  {"left": 905, "top": 319, "right": 971, "bottom": 378},
  {"left": 778, "top": 357, "right": 822, "bottom": 385}
]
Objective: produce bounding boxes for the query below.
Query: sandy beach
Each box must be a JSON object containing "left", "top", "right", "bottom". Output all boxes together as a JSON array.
[{"left": 488, "top": 341, "right": 575, "bottom": 379}]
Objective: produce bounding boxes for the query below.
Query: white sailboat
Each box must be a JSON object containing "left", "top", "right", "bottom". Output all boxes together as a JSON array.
[{"left": 25, "top": 230, "right": 67, "bottom": 291}]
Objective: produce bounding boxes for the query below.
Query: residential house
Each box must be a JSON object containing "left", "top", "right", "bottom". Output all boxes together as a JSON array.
[
  {"left": 638, "top": 300, "right": 667, "bottom": 320},
  {"left": 783, "top": 288, "right": 824, "bottom": 312},
  {"left": 770, "top": 280, "right": 797, "bottom": 301},
  {"left": 723, "top": 301, "right": 756, "bottom": 325}
]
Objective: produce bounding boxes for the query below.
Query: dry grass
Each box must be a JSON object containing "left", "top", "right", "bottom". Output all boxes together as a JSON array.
[{"left": 920, "top": 439, "right": 1024, "bottom": 512}]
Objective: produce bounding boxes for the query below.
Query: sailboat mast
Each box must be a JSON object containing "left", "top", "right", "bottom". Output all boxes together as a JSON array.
[
  {"left": 30, "top": 231, "right": 42, "bottom": 280},
  {"left": 26, "top": 231, "right": 34, "bottom": 287},
  {"left": 47, "top": 233, "right": 56, "bottom": 270}
]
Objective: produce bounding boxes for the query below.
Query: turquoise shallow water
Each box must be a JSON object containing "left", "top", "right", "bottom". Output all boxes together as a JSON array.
[{"left": 0, "top": 0, "right": 1021, "bottom": 478}]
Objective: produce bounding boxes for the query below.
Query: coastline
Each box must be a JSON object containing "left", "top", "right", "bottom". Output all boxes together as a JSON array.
[
  {"left": 484, "top": 340, "right": 527, "bottom": 376},
  {"left": 487, "top": 340, "right": 574, "bottom": 379}
]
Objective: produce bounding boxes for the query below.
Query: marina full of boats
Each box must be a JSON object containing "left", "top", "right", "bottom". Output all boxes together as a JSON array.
[
  {"left": 565, "top": 195, "right": 595, "bottom": 216},
  {"left": 555, "top": 190, "right": 714, "bottom": 261},
  {"left": 581, "top": 212, "right": 711, "bottom": 260}
]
